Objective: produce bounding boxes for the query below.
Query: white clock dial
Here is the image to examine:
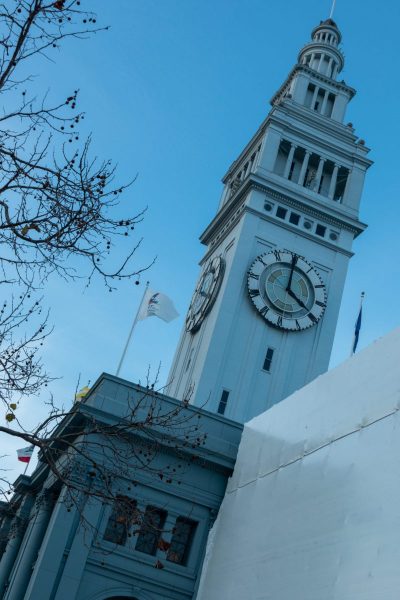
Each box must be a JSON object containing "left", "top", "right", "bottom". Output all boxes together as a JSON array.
[
  {"left": 247, "top": 250, "right": 326, "bottom": 331},
  {"left": 186, "top": 256, "right": 225, "bottom": 333}
]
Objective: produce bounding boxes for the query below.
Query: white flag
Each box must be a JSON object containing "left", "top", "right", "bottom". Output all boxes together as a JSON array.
[{"left": 137, "top": 289, "right": 179, "bottom": 323}]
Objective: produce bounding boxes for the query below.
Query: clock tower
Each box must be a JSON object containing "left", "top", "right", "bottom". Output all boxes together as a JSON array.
[{"left": 168, "top": 18, "right": 372, "bottom": 423}]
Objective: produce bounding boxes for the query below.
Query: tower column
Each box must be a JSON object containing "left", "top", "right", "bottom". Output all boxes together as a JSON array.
[
  {"left": 321, "top": 89, "right": 329, "bottom": 115},
  {"left": 283, "top": 143, "right": 297, "bottom": 179},
  {"left": 311, "top": 85, "right": 319, "bottom": 110},
  {"left": 328, "top": 57, "right": 334, "bottom": 77},
  {"left": 298, "top": 151, "right": 311, "bottom": 186},
  {"left": 329, "top": 164, "right": 340, "bottom": 199},
  {"left": 314, "top": 157, "right": 326, "bottom": 193}
]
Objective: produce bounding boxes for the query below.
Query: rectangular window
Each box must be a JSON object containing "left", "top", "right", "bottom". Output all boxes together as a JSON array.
[
  {"left": 325, "top": 93, "right": 336, "bottom": 118},
  {"left": 288, "top": 160, "right": 295, "bottom": 180},
  {"left": 334, "top": 167, "right": 349, "bottom": 202},
  {"left": 289, "top": 212, "right": 300, "bottom": 225},
  {"left": 305, "top": 83, "right": 316, "bottom": 108},
  {"left": 276, "top": 206, "right": 287, "bottom": 220},
  {"left": 167, "top": 517, "right": 198, "bottom": 566},
  {"left": 135, "top": 506, "right": 167, "bottom": 556},
  {"left": 217, "top": 389, "right": 230, "bottom": 415},
  {"left": 274, "top": 140, "right": 291, "bottom": 177},
  {"left": 314, "top": 88, "right": 325, "bottom": 113},
  {"left": 263, "top": 347, "right": 274, "bottom": 372},
  {"left": 315, "top": 224, "right": 326, "bottom": 237},
  {"left": 103, "top": 496, "right": 137, "bottom": 546}
]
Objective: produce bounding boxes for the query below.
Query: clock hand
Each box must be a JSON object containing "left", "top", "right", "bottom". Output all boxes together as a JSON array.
[
  {"left": 287, "top": 288, "right": 308, "bottom": 311},
  {"left": 286, "top": 254, "right": 298, "bottom": 292}
]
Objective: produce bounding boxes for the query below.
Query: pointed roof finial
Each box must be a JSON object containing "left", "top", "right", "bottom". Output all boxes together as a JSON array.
[{"left": 330, "top": 0, "right": 337, "bottom": 19}]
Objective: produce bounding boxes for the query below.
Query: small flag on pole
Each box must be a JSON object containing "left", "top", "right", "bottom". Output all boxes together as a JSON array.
[
  {"left": 115, "top": 284, "right": 179, "bottom": 377},
  {"left": 137, "top": 289, "right": 179, "bottom": 323},
  {"left": 17, "top": 446, "right": 34, "bottom": 464},
  {"left": 351, "top": 292, "right": 365, "bottom": 355}
]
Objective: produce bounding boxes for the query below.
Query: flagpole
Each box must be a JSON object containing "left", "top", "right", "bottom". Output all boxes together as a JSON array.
[
  {"left": 116, "top": 281, "right": 150, "bottom": 377},
  {"left": 330, "top": 0, "right": 337, "bottom": 19},
  {"left": 350, "top": 291, "right": 365, "bottom": 357}
]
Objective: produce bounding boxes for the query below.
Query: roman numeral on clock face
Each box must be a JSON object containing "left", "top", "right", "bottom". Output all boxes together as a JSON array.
[
  {"left": 273, "top": 250, "right": 281, "bottom": 261},
  {"left": 260, "top": 306, "right": 269, "bottom": 317},
  {"left": 248, "top": 272, "right": 259, "bottom": 280},
  {"left": 249, "top": 288, "right": 260, "bottom": 298}
]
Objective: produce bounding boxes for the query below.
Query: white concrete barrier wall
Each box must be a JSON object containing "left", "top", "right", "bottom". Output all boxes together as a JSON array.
[{"left": 197, "top": 328, "right": 400, "bottom": 600}]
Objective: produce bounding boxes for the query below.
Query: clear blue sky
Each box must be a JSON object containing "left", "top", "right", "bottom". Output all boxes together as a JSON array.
[{"left": 5, "top": 0, "right": 400, "bottom": 473}]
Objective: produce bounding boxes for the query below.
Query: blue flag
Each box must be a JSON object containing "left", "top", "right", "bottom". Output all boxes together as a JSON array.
[{"left": 352, "top": 305, "right": 362, "bottom": 354}]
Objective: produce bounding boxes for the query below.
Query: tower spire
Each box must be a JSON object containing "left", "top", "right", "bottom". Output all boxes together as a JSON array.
[{"left": 330, "top": 0, "right": 337, "bottom": 19}]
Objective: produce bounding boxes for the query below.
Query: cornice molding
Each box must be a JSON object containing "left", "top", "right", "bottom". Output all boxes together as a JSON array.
[
  {"left": 271, "top": 64, "right": 356, "bottom": 107},
  {"left": 222, "top": 127, "right": 266, "bottom": 183},
  {"left": 256, "top": 181, "right": 366, "bottom": 234},
  {"left": 200, "top": 176, "right": 366, "bottom": 250},
  {"left": 298, "top": 42, "right": 344, "bottom": 72},
  {"left": 268, "top": 107, "right": 372, "bottom": 168}
]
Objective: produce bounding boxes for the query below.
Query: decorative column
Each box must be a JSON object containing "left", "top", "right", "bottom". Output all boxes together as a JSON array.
[
  {"left": 24, "top": 473, "right": 87, "bottom": 600},
  {"left": 5, "top": 491, "right": 55, "bottom": 600},
  {"left": 283, "top": 144, "right": 296, "bottom": 179},
  {"left": 0, "top": 512, "right": 30, "bottom": 598},
  {"left": 53, "top": 497, "right": 103, "bottom": 600},
  {"left": 317, "top": 53, "right": 324, "bottom": 72},
  {"left": 328, "top": 164, "right": 340, "bottom": 199},
  {"left": 321, "top": 90, "right": 329, "bottom": 116},
  {"left": 298, "top": 151, "right": 311, "bottom": 186},
  {"left": 0, "top": 512, "right": 13, "bottom": 560},
  {"left": 311, "top": 85, "right": 319, "bottom": 110},
  {"left": 328, "top": 57, "right": 334, "bottom": 78},
  {"left": 313, "top": 157, "right": 326, "bottom": 193}
]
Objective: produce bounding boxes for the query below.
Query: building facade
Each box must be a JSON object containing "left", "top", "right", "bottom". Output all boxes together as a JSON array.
[
  {"left": 0, "top": 375, "right": 242, "bottom": 600},
  {"left": 168, "top": 18, "right": 372, "bottom": 423}
]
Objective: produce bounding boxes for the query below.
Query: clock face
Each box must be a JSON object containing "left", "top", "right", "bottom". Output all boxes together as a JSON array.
[
  {"left": 186, "top": 256, "right": 225, "bottom": 333},
  {"left": 247, "top": 250, "right": 326, "bottom": 331}
]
